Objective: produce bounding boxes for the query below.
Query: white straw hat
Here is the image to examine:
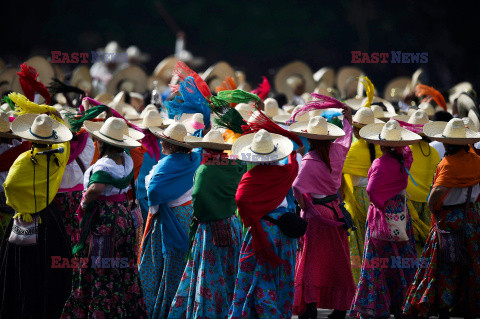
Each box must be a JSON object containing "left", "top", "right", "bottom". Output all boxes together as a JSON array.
[
  {"left": 272, "top": 105, "right": 310, "bottom": 124},
  {"left": 184, "top": 129, "right": 232, "bottom": 150},
  {"left": 149, "top": 122, "right": 193, "bottom": 148},
  {"left": 232, "top": 129, "right": 293, "bottom": 163},
  {"left": 408, "top": 109, "right": 430, "bottom": 125},
  {"left": 423, "top": 118, "right": 480, "bottom": 145},
  {"left": 235, "top": 103, "right": 256, "bottom": 119},
  {"left": 371, "top": 104, "right": 397, "bottom": 120},
  {"left": 418, "top": 102, "right": 435, "bottom": 117},
  {"left": 131, "top": 110, "right": 173, "bottom": 129},
  {"left": 11, "top": 113, "right": 72, "bottom": 144},
  {"left": 139, "top": 104, "right": 159, "bottom": 118},
  {"left": 0, "top": 112, "right": 16, "bottom": 138},
  {"left": 264, "top": 98, "right": 286, "bottom": 118},
  {"left": 360, "top": 120, "right": 422, "bottom": 147},
  {"left": 181, "top": 113, "right": 205, "bottom": 134},
  {"left": 468, "top": 108, "right": 480, "bottom": 132},
  {"left": 353, "top": 107, "right": 384, "bottom": 127},
  {"left": 84, "top": 117, "right": 141, "bottom": 149},
  {"left": 289, "top": 116, "right": 345, "bottom": 140}
]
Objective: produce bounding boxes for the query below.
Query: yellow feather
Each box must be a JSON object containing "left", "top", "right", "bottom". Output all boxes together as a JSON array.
[
  {"left": 357, "top": 76, "right": 375, "bottom": 108},
  {"left": 8, "top": 92, "right": 64, "bottom": 123}
]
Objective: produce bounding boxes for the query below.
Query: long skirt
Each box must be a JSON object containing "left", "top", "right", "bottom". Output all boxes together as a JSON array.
[
  {"left": 228, "top": 210, "right": 297, "bottom": 319},
  {"left": 350, "top": 194, "right": 417, "bottom": 318},
  {"left": 403, "top": 205, "right": 480, "bottom": 317},
  {"left": 349, "top": 186, "right": 370, "bottom": 285},
  {"left": 168, "top": 215, "right": 243, "bottom": 318},
  {"left": 0, "top": 202, "right": 73, "bottom": 319},
  {"left": 54, "top": 191, "right": 83, "bottom": 246},
  {"left": 0, "top": 191, "right": 14, "bottom": 245},
  {"left": 293, "top": 199, "right": 356, "bottom": 314},
  {"left": 139, "top": 204, "right": 193, "bottom": 319},
  {"left": 61, "top": 199, "right": 146, "bottom": 318},
  {"left": 411, "top": 200, "right": 431, "bottom": 227}
]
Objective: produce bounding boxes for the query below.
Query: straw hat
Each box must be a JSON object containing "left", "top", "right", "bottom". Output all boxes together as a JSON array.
[
  {"left": 418, "top": 102, "right": 435, "bottom": 117},
  {"left": 313, "top": 67, "right": 335, "bottom": 87},
  {"left": 407, "top": 109, "right": 430, "bottom": 125},
  {"left": 359, "top": 120, "right": 422, "bottom": 147},
  {"left": 455, "top": 93, "right": 476, "bottom": 117},
  {"left": 184, "top": 130, "right": 232, "bottom": 150},
  {"left": 181, "top": 113, "right": 205, "bottom": 134},
  {"left": 264, "top": 98, "right": 287, "bottom": 118},
  {"left": 71, "top": 65, "right": 93, "bottom": 93},
  {"left": 94, "top": 93, "right": 114, "bottom": 105},
  {"left": 126, "top": 45, "right": 150, "bottom": 63},
  {"left": 108, "top": 92, "right": 140, "bottom": 120},
  {"left": 353, "top": 107, "right": 384, "bottom": 128},
  {"left": 371, "top": 104, "right": 397, "bottom": 120},
  {"left": 468, "top": 108, "right": 480, "bottom": 132},
  {"left": 139, "top": 104, "right": 159, "bottom": 118},
  {"left": 201, "top": 61, "right": 236, "bottom": 92},
  {"left": 383, "top": 76, "right": 410, "bottom": 101},
  {"left": 235, "top": 103, "right": 255, "bottom": 119},
  {"left": 289, "top": 116, "right": 345, "bottom": 140},
  {"left": 106, "top": 66, "right": 148, "bottom": 95},
  {"left": 274, "top": 61, "right": 315, "bottom": 101},
  {"left": 232, "top": 129, "right": 293, "bottom": 163},
  {"left": 423, "top": 118, "right": 480, "bottom": 145},
  {"left": 272, "top": 106, "right": 320, "bottom": 125},
  {"left": 152, "top": 56, "right": 179, "bottom": 86},
  {"left": 11, "top": 57, "right": 55, "bottom": 99},
  {"left": 448, "top": 82, "right": 474, "bottom": 104},
  {"left": 84, "top": 117, "right": 141, "bottom": 149},
  {"left": 0, "top": 67, "right": 17, "bottom": 97},
  {"left": 336, "top": 66, "right": 363, "bottom": 99},
  {"left": 0, "top": 112, "right": 17, "bottom": 138},
  {"left": 131, "top": 110, "right": 173, "bottom": 129},
  {"left": 11, "top": 113, "right": 72, "bottom": 144},
  {"left": 149, "top": 122, "right": 193, "bottom": 148}
]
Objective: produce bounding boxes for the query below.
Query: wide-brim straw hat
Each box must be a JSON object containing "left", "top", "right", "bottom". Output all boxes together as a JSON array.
[
  {"left": 106, "top": 66, "right": 148, "bottom": 95},
  {"left": 313, "top": 67, "right": 335, "bottom": 87},
  {"left": 232, "top": 129, "right": 293, "bottom": 163},
  {"left": 383, "top": 76, "right": 410, "bottom": 101},
  {"left": 108, "top": 91, "right": 140, "bottom": 120},
  {"left": 235, "top": 103, "right": 256, "bottom": 120},
  {"left": 149, "top": 122, "right": 193, "bottom": 148},
  {"left": 0, "top": 112, "right": 17, "bottom": 138},
  {"left": 84, "top": 118, "right": 141, "bottom": 149},
  {"left": 152, "top": 56, "right": 179, "bottom": 86},
  {"left": 423, "top": 118, "right": 480, "bottom": 145},
  {"left": 201, "top": 61, "right": 236, "bottom": 92},
  {"left": 289, "top": 116, "right": 345, "bottom": 140},
  {"left": 353, "top": 107, "right": 384, "bottom": 128},
  {"left": 468, "top": 108, "right": 480, "bottom": 132},
  {"left": 71, "top": 65, "right": 92, "bottom": 92},
  {"left": 274, "top": 61, "right": 315, "bottom": 101},
  {"left": 272, "top": 108, "right": 322, "bottom": 125},
  {"left": 184, "top": 130, "right": 232, "bottom": 150},
  {"left": 11, "top": 113, "right": 72, "bottom": 144},
  {"left": 360, "top": 120, "right": 422, "bottom": 147},
  {"left": 0, "top": 67, "right": 18, "bottom": 97},
  {"left": 336, "top": 66, "right": 363, "bottom": 98},
  {"left": 131, "top": 109, "right": 173, "bottom": 129},
  {"left": 11, "top": 56, "right": 55, "bottom": 99},
  {"left": 448, "top": 81, "right": 474, "bottom": 104}
]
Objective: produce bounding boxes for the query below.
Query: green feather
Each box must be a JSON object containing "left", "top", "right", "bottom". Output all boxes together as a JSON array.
[
  {"left": 68, "top": 105, "right": 108, "bottom": 132},
  {"left": 2, "top": 96, "right": 15, "bottom": 110}
]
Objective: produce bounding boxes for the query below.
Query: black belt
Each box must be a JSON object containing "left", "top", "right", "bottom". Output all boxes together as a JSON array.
[{"left": 311, "top": 194, "right": 338, "bottom": 205}]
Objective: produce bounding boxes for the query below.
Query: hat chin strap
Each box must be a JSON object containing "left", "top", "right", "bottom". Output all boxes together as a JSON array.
[
  {"left": 250, "top": 143, "right": 278, "bottom": 155},
  {"left": 30, "top": 129, "right": 58, "bottom": 140}
]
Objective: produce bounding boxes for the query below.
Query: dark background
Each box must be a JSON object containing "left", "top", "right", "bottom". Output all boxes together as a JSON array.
[{"left": 1, "top": 0, "right": 478, "bottom": 93}]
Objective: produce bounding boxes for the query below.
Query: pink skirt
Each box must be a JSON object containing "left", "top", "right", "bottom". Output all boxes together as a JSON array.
[{"left": 293, "top": 199, "right": 356, "bottom": 314}]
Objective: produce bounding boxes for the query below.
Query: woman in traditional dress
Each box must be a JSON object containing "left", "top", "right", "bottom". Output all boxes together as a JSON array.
[
  {"left": 168, "top": 130, "right": 246, "bottom": 318},
  {"left": 342, "top": 106, "right": 383, "bottom": 284},
  {"left": 350, "top": 120, "right": 421, "bottom": 318},
  {"left": 62, "top": 117, "right": 146, "bottom": 318},
  {"left": 0, "top": 111, "right": 73, "bottom": 319},
  {"left": 291, "top": 103, "right": 356, "bottom": 319},
  {"left": 138, "top": 122, "right": 201, "bottom": 318},
  {"left": 228, "top": 126, "right": 301, "bottom": 319},
  {"left": 403, "top": 118, "right": 480, "bottom": 319}
]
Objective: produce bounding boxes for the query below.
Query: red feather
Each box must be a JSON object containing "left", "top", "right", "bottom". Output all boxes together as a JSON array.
[
  {"left": 251, "top": 76, "right": 271, "bottom": 100},
  {"left": 415, "top": 84, "right": 447, "bottom": 111},
  {"left": 169, "top": 61, "right": 211, "bottom": 98},
  {"left": 289, "top": 93, "right": 346, "bottom": 124},
  {"left": 17, "top": 63, "right": 52, "bottom": 105}
]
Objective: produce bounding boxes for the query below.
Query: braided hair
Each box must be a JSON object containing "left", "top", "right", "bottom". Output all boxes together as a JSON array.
[{"left": 444, "top": 144, "right": 470, "bottom": 157}]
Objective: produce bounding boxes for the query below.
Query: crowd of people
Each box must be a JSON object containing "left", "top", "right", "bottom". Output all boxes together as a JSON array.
[{"left": 0, "top": 45, "right": 479, "bottom": 319}]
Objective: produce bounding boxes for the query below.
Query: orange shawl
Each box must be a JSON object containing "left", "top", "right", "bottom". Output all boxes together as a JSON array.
[{"left": 433, "top": 148, "right": 480, "bottom": 188}]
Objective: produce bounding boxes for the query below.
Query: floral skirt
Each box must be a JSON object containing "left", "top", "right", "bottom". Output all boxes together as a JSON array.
[
  {"left": 0, "top": 191, "right": 14, "bottom": 246},
  {"left": 54, "top": 191, "right": 83, "bottom": 247},
  {"left": 139, "top": 204, "right": 193, "bottom": 319},
  {"left": 61, "top": 199, "right": 146, "bottom": 319},
  {"left": 293, "top": 199, "right": 356, "bottom": 314},
  {"left": 168, "top": 215, "right": 243, "bottom": 318},
  {"left": 228, "top": 210, "right": 297, "bottom": 319},
  {"left": 403, "top": 205, "right": 480, "bottom": 317},
  {"left": 350, "top": 194, "right": 417, "bottom": 318},
  {"left": 349, "top": 186, "right": 370, "bottom": 285}
]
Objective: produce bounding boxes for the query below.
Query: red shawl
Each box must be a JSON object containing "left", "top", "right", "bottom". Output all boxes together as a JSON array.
[
  {"left": 235, "top": 151, "right": 298, "bottom": 268},
  {"left": 0, "top": 141, "right": 32, "bottom": 172}
]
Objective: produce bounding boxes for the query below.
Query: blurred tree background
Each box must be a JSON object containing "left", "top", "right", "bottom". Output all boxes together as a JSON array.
[{"left": 1, "top": 0, "right": 478, "bottom": 93}]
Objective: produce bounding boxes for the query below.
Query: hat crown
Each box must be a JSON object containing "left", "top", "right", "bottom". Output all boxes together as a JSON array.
[
  {"left": 419, "top": 102, "right": 435, "bottom": 116},
  {"left": 100, "top": 117, "right": 127, "bottom": 141},
  {"left": 306, "top": 116, "right": 329, "bottom": 135},
  {"left": 0, "top": 112, "right": 9, "bottom": 132},
  {"left": 462, "top": 117, "right": 474, "bottom": 130},
  {"left": 353, "top": 107, "right": 375, "bottom": 125},
  {"left": 409, "top": 110, "right": 429, "bottom": 124},
  {"left": 293, "top": 106, "right": 309, "bottom": 122},
  {"left": 31, "top": 114, "right": 54, "bottom": 138},
  {"left": 203, "top": 130, "right": 225, "bottom": 144},
  {"left": 191, "top": 113, "right": 204, "bottom": 124},
  {"left": 443, "top": 118, "right": 467, "bottom": 138},
  {"left": 380, "top": 120, "right": 402, "bottom": 141},
  {"left": 251, "top": 129, "right": 276, "bottom": 154},
  {"left": 309, "top": 109, "right": 322, "bottom": 118},
  {"left": 163, "top": 122, "right": 188, "bottom": 142},
  {"left": 264, "top": 98, "right": 279, "bottom": 117},
  {"left": 371, "top": 105, "right": 384, "bottom": 118},
  {"left": 142, "top": 110, "right": 163, "bottom": 127}
]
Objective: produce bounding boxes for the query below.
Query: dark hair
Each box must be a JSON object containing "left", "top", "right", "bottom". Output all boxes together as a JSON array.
[
  {"left": 99, "top": 142, "right": 124, "bottom": 158},
  {"left": 162, "top": 139, "right": 191, "bottom": 154},
  {"left": 444, "top": 144, "right": 470, "bottom": 156},
  {"left": 432, "top": 111, "right": 453, "bottom": 122},
  {"left": 308, "top": 138, "right": 332, "bottom": 172},
  {"left": 367, "top": 142, "right": 376, "bottom": 163},
  {"left": 421, "top": 135, "right": 431, "bottom": 143},
  {"left": 273, "top": 93, "right": 287, "bottom": 108}
]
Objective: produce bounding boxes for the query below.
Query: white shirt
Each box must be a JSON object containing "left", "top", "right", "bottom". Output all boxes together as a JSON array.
[
  {"left": 430, "top": 141, "right": 445, "bottom": 159},
  {"left": 83, "top": 152, "right": 133, "bottom": 196},
  {"left": 443, "top": 184, "right": 480, "bottom": 206},
  {"left": 351, "top": 175, "right": 369, "bottom": 188},
  {"left": 59, "top": 138, "right": 95, "bottom": 191}
]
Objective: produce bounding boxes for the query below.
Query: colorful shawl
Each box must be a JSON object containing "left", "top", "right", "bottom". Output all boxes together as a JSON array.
[
  {"left": 406, "top": 141, "right": 440, "bottom": 202},
  {"left": 235, "top": 152, "right": 298, "bottom": 268},
  {"left": 0, "top": 141, "right": 31, "bottom": 172},
  {"left": 67, "top": 130, "right": 89, "bottom": 165},
  {"left": 433, "top": 148, "right": 480, "bottom": 188}
]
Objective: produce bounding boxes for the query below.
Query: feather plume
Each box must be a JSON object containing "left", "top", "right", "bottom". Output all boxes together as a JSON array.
[
  {"left": 415, "top": 84, "right": 447, "bottom": 110},
  {"left": 357, "top": 76, "right": 374, "bottom": 108},
  {"left": 48, "top": 78, "right": 85, "bottom": 96},
  {"left": 213, "top": 108, "right": 245, "bottom": 134},
  {"left": 2, "top": 96, "right": 15, "bottom": 110},
  {"left": 16, "top": 63, "right": 51, "bottom": 105},
  {"left": 169, "top": 61, "right": 211, "bottom": 98},
  {"left": 215, "top": 76, "right": 237, "bottom": 93},
  {"left": 251, "top": 76, "right": 271, "bottom": 100},
  {"left": 288, "top": 93, "right": 346, "bottom": 124},
  {"left": 9, "top": 92, "right": 61, "bottom": 122}
]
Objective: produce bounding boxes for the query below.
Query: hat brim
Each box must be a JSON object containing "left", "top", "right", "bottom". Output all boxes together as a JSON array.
[
  {"left": 353, "top": 118, "right": 384, "bottom": 128},
  {"left": 130, "top": 118, "right": 173, "bottom": 130},
  {"left": 359, "top": 123, "right": 422, "bottom": 147},
  {"left": 149, "top": 126, "right": 194, "bottom": 148},
  {"left": 84, "top": 121, "right": 141, "bottom": 149},
  {"left": 274, "top": 61, "right": 315, "bottom": 101},
  {"left": 423, "top": 121, "right": 480, "bottom": 145},
  {"left": 106, "top": 66, "right": 148, "bottom": 95},
  {"left": 11, "top": 113, "right": 72, "bottom": 144},
  {"left": 184, "top": 136, "right": 232, "bottom": 150},
  {"left": 232, "top": 132, "right": 293, "bottom": 163},
  {"left": 289, "top": 121, "right": 345, "bottom": 140},
  {"left": 0, "top": 130, "right": 18, "bottom": 138}
]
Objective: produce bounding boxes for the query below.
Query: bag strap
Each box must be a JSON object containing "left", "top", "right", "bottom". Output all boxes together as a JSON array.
[
  {"left": 463, "top": 186, "right": 473, "bottom": 218},
  {"left": 75, "top": 156, "right": 86, "bottom": 174},
  {"left": 262, "top": 214, "right": 277, "bottom": 225}
]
